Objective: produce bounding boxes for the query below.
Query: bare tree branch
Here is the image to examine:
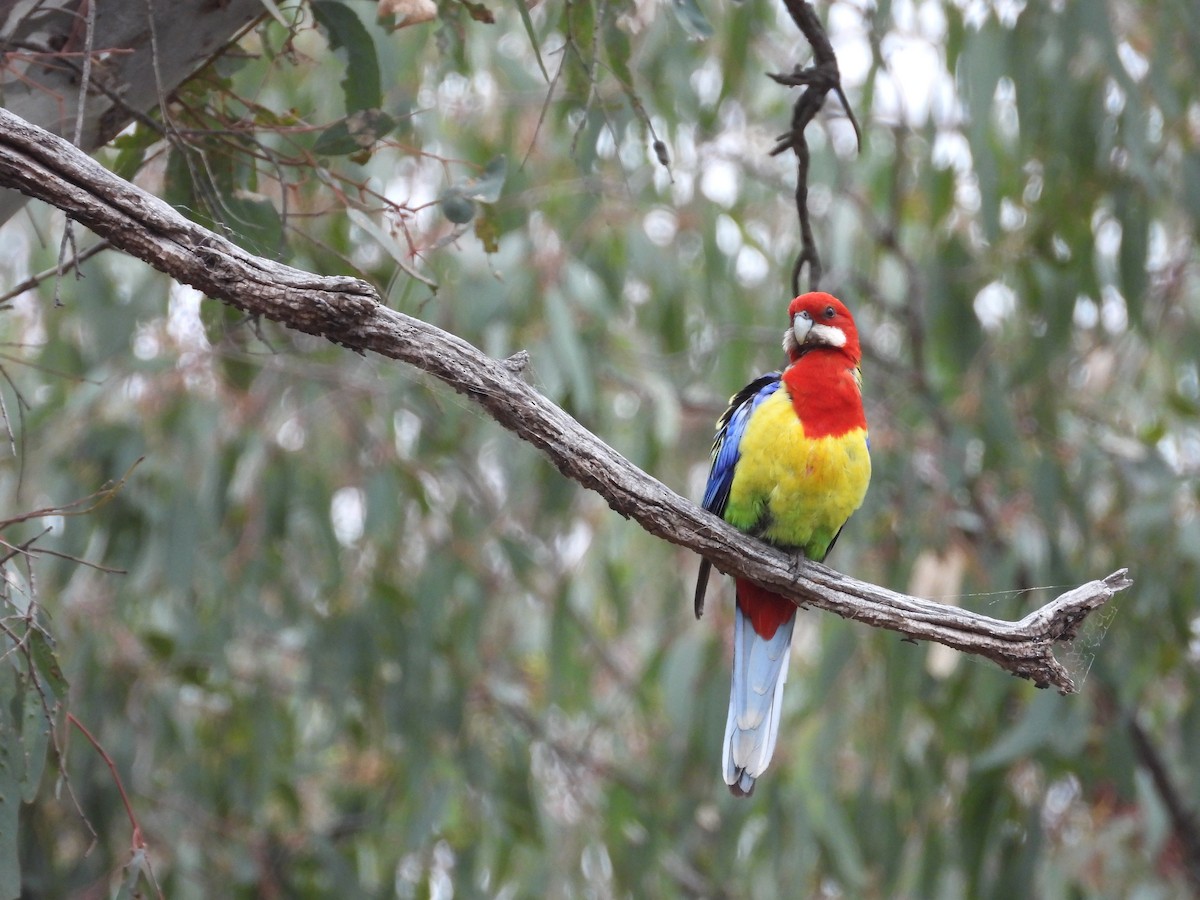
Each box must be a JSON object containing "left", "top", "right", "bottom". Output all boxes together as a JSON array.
[{"left": 0, "top": 107, "right": 1133, "bottom": 693}]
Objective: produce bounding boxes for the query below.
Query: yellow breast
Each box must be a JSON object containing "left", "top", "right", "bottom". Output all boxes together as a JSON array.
[{"left": 724, "top": 388, "right": 870, "bottom": 556}]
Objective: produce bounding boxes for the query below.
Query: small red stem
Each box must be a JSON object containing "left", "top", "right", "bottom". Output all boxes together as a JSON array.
[{"left": 66, "top": 712, "right": 145, "bottom": 851}]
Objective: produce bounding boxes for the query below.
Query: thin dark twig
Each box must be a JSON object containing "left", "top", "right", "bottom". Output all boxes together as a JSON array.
[
  {"left": 771, "top": 0, "right": 861, "bottom": 295},
  {"left": 18, "top": 544, "right": 127, "bottom": 574},
  {"left": 55, "top": 0, "right": 98, "bottom": 307},
  {"left": 0, "top": 528, "right": 51, "bottom": 570},
  {"left": 0, "top": 364, "right": 31, "bottom": 493},
  {"left": 0, "top": 373, "right": 14, "bottom": 460},
  {"left": 0, "top": 239, "right": 111, "bottom": 308},
  {"left": 1, "top": 466, "right": 143, "bottom": 525},
  {"left": 68, "top": 0, "right": 97, "bottom": 149},
  {"left": 67, "top": 713, "right": 144, "bottom": 849},
  {"left": 67, "top": 713, "right": 165, "bottom": 898}
]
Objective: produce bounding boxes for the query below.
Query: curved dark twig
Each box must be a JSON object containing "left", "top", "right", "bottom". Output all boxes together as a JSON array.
[{"left": 771, "top": 0, "right": 861, "bottom": 295}]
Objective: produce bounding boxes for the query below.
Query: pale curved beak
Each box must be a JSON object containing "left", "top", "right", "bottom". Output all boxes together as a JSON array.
[{"left": 792, "top": 312, "right": 813, "bottom": 346}]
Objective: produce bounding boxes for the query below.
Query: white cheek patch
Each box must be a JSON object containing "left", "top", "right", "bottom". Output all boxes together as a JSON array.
[
  {"left": 810, "top": 324, "right": 847, "bottom": 347},
  {"left": 782, "top": 330, "right": 799, "bottom": 355}
]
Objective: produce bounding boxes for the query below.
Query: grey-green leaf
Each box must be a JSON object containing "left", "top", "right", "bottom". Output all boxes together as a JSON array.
[
  {"left": 464, "top": 156, "right": 508, "bottom": 203},
  {"left": 313, "top": 109, "right": 397, "bottom": 156},
  {"left": 18, "top": 685, "right": 50, "bottom": 804},
  {"left": 0, "top": 680, "right": 22, "bottom": 900},
  {"left": 311, "top": 1, "right": 383, "bottom": 112},
  {"left": 28, "top": 630, "right": 67, "bottom": 703},
  {"left": 672, "top": 0, "right": 713, "bottom": 39}
]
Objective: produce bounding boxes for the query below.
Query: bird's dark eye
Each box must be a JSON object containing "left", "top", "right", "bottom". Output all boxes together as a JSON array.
[{"left": 823, "top": 305, "right": 835, "bottom": 319}]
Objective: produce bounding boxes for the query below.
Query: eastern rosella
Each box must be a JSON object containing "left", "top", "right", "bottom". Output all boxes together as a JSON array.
[{"left": 695, "top": 292, "right": 870, "bottom": 796}]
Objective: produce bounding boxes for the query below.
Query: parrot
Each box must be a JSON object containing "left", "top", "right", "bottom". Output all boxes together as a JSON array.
[{"left": 695, "top": 291, "right": 870, "bottom": 797}]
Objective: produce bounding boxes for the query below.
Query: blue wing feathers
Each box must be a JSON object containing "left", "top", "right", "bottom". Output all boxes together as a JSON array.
[
  {"left": 702, "top": 373, "right": 781, "bottom": 517},
  {"left": 694, "top": 373, "right": 781, "bottom": 620}
]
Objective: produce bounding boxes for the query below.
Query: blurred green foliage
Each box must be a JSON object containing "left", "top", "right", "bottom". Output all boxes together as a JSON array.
[{"left": 1, "top": 0, "right": 1198, "bottom": 897}]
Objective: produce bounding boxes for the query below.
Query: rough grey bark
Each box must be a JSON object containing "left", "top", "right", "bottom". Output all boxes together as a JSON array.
[
  {"left": 0, "top": 107, "right": 1134, "bottom": 693},
  {"left": 0, "top": 0, "right": 263, "bottom": 224}
]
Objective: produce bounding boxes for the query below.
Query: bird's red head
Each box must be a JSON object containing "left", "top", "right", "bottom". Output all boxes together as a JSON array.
[{"left": 783, "top": 292, "right": 862, "bottom": 363}]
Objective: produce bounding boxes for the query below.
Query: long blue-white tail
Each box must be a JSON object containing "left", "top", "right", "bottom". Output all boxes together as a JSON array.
[{"left": 722, "top": 592, "right": 796, "bottom": 796}]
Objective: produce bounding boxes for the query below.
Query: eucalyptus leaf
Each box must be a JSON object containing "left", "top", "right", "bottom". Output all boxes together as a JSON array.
[
  {"left": 18, "top": 684, "right": 51, "bottom": 803},
  {"left": 672, "top": 0, "right": 713, "bottom": 39},
  {"left": 973, "top": 692, "right": 1065, "bottom": 771},
  {"left": 465, "top": 155, "right": 508, "bottom": 202},
  {"left": 0, "top": 682, "right": 21, "bottom": 900},
  {"left": 311, "top": 1, "right": 383, "bottom": 112},
  {"left": 511, "top": 0, "right": 549, "bottom": 80},
  {"left": 222, "top": 193, "right": 287, "bottom": 259},
  {"left": 28, "top": 630, "right": 67, "bottom": 703},
  {"left": 346, "top": 207, "right": 412, "bottom": 269},
  {"left": 312, "top": 109, "right": 397, "bottom": 157}
]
